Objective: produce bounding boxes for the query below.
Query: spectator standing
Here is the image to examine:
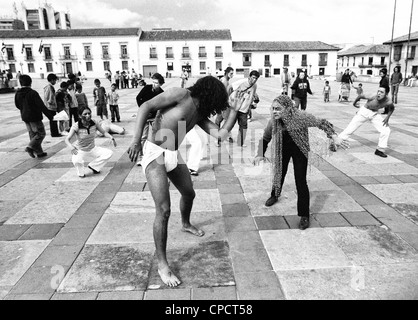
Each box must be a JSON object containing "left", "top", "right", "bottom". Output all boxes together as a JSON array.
[
  {"left": 390, "top": 66, "right": 403, "bottom": 104},
  {"left": 93, "top": 79, "right": 108, "bottom": 120},
  {"left": 67, "top": 80, "right": 79, "bottom": 127},
  {"left": 75, "top": 83, "right": 88, "bottom": 109},
  {"left": 55, "top": 81, "right": 71, "bottom": 135},
  {"left": 43, "top": 73, "right": 61, "bottom": 137},
  {"left": 107, "top": 83, "right": 120, "bottom": 123}
]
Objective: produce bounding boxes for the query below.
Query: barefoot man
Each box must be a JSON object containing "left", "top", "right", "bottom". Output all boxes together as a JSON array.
[{"left": 127, "top": 76, "right": 243, "bottom": 287}]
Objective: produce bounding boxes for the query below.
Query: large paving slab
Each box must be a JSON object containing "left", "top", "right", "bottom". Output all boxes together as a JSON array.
[
  {"left": 57, "top": 243, "right": 155, "bottom": 293},
  {"left": 0, "top": 240, "right": 51, "bottom": 287}
]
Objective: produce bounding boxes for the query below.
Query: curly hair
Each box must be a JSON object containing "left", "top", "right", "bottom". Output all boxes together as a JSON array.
[{"left": 188, "top": 76, "right": 229, "bottom": 118}]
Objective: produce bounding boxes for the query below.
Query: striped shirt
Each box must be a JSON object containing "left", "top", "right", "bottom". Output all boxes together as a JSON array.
[
  {"left": 72, "top": 119, "right": 98, "bottom": 151},
  {"left": 107, "top": 91, "right": 119, "bottom": 105}
]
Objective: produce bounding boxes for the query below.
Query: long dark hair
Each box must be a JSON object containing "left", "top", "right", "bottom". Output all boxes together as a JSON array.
[{"left": 188, "top": 76, "right": 229, "bottom": 118}]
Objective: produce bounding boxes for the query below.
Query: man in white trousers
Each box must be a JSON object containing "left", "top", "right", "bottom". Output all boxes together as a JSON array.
[
  {"left": 339, "top": 87, "right": 395, "bottom": 158},
  {"left": 184, "top": 125, "right": 208, "bottom": 176}
]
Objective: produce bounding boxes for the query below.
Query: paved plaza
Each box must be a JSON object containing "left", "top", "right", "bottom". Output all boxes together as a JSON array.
[{"left": 0, "top": 76, "right": 418, "bottom": 300}]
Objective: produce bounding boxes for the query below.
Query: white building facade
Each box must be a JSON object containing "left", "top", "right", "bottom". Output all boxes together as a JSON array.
[
  {"left": 383, "top": 31, "right": 418, "bottom": 78},
  {"left": 337, "top": 45, "right": 389, "bottom": 77},
  {"left": 0, "top": 28, "right": 141, "bottom": 78},
  {"left": 231, "top": 41, "right": 340, "bottom": 78},
  {"left": 138, "top": 29, "right": 233, "bottom": 78},
  {"left": 1, "top": 28, "right": 342, "bottom": 81}
]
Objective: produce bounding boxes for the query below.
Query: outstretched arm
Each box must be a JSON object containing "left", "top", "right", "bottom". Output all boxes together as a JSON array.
[{"left": 353, "top": 94, "right": 367, "bottom": 107}]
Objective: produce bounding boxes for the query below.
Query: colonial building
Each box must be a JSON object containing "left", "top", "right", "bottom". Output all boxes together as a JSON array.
[
  {"left": 337, "top": 44, "right": 389, "bottom": 76},
  {"left": 1, "top": 27, "right": 341, "bottom": 80},
  {"left": 0, "top": 28, "right": 141, "bottom": 77},
  {"left": 232, "top": 41, "right": 340, "bottom": 77},
  {"left": 138, "top": 29, "right": 233, "bottom": 78},
  {"left": 383, "top": 31, "right": 418, "bottom": 78}
]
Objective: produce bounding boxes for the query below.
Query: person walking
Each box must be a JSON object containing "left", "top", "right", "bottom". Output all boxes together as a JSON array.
[
  {"left": 234, "top": 70, "right": 260, "bottom": 147},
  {"left": 93, "top": 79, "right": 108, "bottom": 120},
  {"left": 291, "top": 71, "right": 313, "bottom": 110},
  {"left": 15, "top": 74, "right": 53, "bottom": 158},
  {"left": 280, "top": 67, "right": 292, "bottom": 95},
  {"left": 252, "top": 95, "right": 348, "bottom": 229}
]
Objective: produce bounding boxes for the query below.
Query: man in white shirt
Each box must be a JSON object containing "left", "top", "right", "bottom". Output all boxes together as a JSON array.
[{"left": 234, "top": 70, "right": 260, "bottom": 147}]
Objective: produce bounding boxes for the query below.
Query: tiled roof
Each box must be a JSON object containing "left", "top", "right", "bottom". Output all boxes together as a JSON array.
[
  {"left": 139, "top": 29, "right": 232, "bottom": 41},
  {"left": 383, "top": 31, "right": 418, "bottom": 44},
  {"left": 338, "top": 44, "right": 390, "bottom": 56},
  {"left": 232, "top": 41, "right": 340, "bottom": 51},
  {"left": 0, "top": 28, "right": 141, "bottom": 39}
]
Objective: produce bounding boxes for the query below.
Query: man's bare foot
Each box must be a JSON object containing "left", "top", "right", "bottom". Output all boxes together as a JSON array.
[
  {"left": 181, "top": 225, "right": 205, "bottom": 237},
  {"left": 158, "top": 267, "right": 181, "bottom": 287}
]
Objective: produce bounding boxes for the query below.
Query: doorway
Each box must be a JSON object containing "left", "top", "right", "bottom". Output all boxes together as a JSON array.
[{"left": 65, "top": 62, "right": 73, "bottom": 75}]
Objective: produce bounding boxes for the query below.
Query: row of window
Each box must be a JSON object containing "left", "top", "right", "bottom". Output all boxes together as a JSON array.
[
  {"left": 394, "top": 45, "right": 416, "bottom": 61},
  {"left": 341, "top": 56, "right": 386, "bottom": 68},
  {"left": 3, "top": 44, "right": 129, "bottom": 61},
  {"left": 242, "top": 53, "right": 328, "bottom": 67},
  {"left": 150, "top": 46, "right": 224, "bottom": 60}
]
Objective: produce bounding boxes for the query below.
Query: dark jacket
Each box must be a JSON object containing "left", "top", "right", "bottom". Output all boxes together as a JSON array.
[
  {"left": 136, "top": 85, "right": 164, "bottom": 119},
  {"left": 291, "top": 77, "right": 313, "bottom": 99},
  {"left": 341, "top": 73, "right": 353, "bottom": 84},
  {"left": 379, "top": 76, "right": 390, "bottom": 91},
  {"left": 15, "top": 87, "right": 51, "bottom": 122}
]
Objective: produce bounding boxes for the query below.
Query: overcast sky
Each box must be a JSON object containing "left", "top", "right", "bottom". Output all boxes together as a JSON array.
[{"left": 1, "top": 0, "right": 416, "bottom": 46}]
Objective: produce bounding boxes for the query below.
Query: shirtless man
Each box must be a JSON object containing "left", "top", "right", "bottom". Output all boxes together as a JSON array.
[
  {"left": 127, "top": 76, "right": 243, "bottom": 287},
  {"left": 339, "top": 87, "right": 395, "bottom": 158}
]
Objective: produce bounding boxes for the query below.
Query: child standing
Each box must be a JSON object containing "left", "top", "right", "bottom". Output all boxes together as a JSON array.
[
  {"left": 64, "top": 106, "right": 116, "bottom": 178},
  {"left": 323, "top": 80, "right": 331, "bottom": 102},
  {"left": 107, "top": 83, "right": 120, "bottom": 123},
  {"left": 55, "top": 81, "right": 71, "bottom": 135},
  {"left": 75, "top": 83, "right": 88, "bottom": 108},
  {"left": 351, "top": 83, "right": 363, "bottom": 106},
  {"left": 93, "top": 79, "right": 108, "bottom": 120}
]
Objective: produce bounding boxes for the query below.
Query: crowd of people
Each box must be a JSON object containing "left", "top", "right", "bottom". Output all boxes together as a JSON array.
[{"left": 13, "top": 63, "right": 404, "bottom": 287}]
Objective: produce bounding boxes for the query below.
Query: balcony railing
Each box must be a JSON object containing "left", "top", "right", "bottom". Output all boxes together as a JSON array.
[
  {"left": 198, "top": 53, "right": 207, "bottom": 58},
  {"left": 166, "top": 54, "right": 174, "bottom": 59},
  {"left": 283, "top": 61, "right": 289, "bottom": 67},
  {"left": 318, "top": 61, "right": 328, "bottom": 66},
  {"left": 373, "top": 64, "right": 387, "bottom": 68},
  {"left": 6, "top": 56, "right": 15, "bottom": 61},
  {"left": 215, "top": 53, "right": 223, "bottom": 58},
  {"left": 59, "top": 54, "right": 77, "bottom": 60},
  {"left": 301, "top": 61, "right": 307, "bottom": 67},
  {"left": 358, "top": 64, "right": 372, "bottom": 68},
  {"left": 24, "top": 56, "right": 35, "bottom": 61},
  {"left": 182, "top": 53, "right": 191, "bottom": 59},
  {"left": 120, "top": 54, "right": 129, "bottom": 59},
  {"left": 264, "top": 61, "right": 272, "bottom": 67},
  {"left": 101, "top": 54, "right": 111, "bottom": 60},
  {"left": 84, "top": 55, "right": 93, "bottom": 60},
  {"left": 150, "top": 54, "right": 158, "bottom": 59},
  {"left": 44, "top": 55, "right": 53, "bottom": 61},
  {"left": 243, "top": 61, "right": 252, "bottom": 67}
]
